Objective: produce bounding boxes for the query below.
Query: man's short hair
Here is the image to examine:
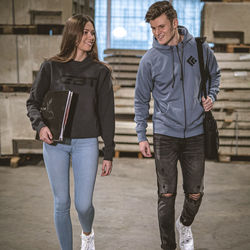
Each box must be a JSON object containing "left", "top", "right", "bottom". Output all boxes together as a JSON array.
[{"left": 145, "top": 1, "right": 177, "bottom": 23}]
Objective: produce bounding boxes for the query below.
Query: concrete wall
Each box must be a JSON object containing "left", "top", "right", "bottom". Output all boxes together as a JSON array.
[
  {"left": 0, "top": 35, "right": 17, "bottom": 83},
  {"left": 0, "top": 92, "right": 35, "bottom": 155},
  {"left": 0, "top": 0, "right": 12, "bottom": 24},
  {"left": 202, "top": 2, "right": 250, "bottom": 44},
  {"left": 0, "top": 0, "right": 72, "bottom": 24},
  {"left": 0, "top": 35, "right": 62, "bottom": 83}
]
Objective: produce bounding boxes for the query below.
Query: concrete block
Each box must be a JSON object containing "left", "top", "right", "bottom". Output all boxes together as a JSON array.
[
  {"left": 0, "top": 35, "right": 62, "bottom": 83},
  {"left": 18, "top": 35, "right": 62, "bottom": 83},
  {"left": 202, "top": 2, "right": 250, "bottom": 44},
  {"left": 0, "top": 0, "right": 12, "bottom": 24},
  {"left": 0, "top": 0, "right": 72, "bottom": 25},
  {"left": 0, "top": 35, "right": 17, "bottom": 83},
  {"left": 0, "top": 92, "right": 36, "bottom": 155}
]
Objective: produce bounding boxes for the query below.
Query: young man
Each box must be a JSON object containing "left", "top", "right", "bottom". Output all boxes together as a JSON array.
[{"left": 134, "top": 1, "right": 220, "bottom": 250}]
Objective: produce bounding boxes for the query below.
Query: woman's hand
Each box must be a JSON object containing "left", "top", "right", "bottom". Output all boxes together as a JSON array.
[
  {"left": 39, "top": 126, "right": 53, "bottom": 144},
  {"left": 101, "top": 160, "right": 112, "bottom": 176},
  {"left": 202, "top": 96, "right": 213, "bottom": 112}
]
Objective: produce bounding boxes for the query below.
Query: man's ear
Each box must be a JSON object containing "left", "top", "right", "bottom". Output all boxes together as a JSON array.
[{"left": 173, "top": 18, "right": 178, "bottom": 29}]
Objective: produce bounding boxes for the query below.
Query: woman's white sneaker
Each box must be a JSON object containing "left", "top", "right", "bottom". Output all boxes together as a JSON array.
[
  {"left": 176, "top": 216, "right": 194, "bottom": 250},
  {"left": 80, "top": 230, "right": 95, "bottom": 250}
]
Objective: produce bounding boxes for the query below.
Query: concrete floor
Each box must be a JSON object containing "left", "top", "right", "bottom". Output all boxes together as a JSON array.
[{"left": 0, "top": 157, "right": 250, "bottom": 250}]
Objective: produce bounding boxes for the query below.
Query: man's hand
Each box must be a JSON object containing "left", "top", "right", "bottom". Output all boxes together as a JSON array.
[
  {"left": 139, "top": 140, "right": 152, "bottom": 158},
  {"left": 101, "top": 160, "right": 112, "bottom": 176},
  {"left": 39, "top": 126, "right": 53, "bottom": 144},
  {"left": 202, "top": 96, "right": 213, "bottom": 112}
]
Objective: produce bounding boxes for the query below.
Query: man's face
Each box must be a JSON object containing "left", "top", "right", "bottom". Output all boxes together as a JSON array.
[{"left": 150, "top": 13, "right": 177, "bottom": 45}]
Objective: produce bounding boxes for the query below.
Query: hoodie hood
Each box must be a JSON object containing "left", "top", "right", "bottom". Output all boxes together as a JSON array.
[{"left": 152, "top": 25, "right": 193, "bottom": 50}]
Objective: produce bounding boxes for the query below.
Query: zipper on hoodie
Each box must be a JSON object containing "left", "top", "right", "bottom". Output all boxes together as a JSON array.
[{"left": 176, "top": 44, "right": 186, "bottom": 138}]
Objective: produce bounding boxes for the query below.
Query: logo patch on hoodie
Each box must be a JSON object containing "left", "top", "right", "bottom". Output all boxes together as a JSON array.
[{"left": 187, "top": 56, "right": 197, "bottom": 66}]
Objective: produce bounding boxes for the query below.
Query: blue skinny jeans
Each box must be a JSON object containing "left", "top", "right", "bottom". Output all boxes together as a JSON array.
[{"left": 43, "top": 138, "right": 99, "bottom": 250}]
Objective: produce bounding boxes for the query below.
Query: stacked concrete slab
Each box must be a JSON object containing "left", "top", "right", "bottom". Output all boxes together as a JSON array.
[
  {"left": 0, "top": 35, "right": 62, "bottom": 83},
  {"left": 214, "top": 53, "right": 250, "bottom": 161},
  {"left": 201, "top": 2, "right": 250, "bottom": 52},
  {"left": 200, "top": 1, "right": 250, "bottom": 160}
]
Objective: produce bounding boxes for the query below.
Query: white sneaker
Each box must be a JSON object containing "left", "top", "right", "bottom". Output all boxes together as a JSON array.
[
  {"left": 176, "top": 216, "right": 194, "bottom": 250},
  {"left": 80, "top": 230, "right": 95, "bottom": 250}
]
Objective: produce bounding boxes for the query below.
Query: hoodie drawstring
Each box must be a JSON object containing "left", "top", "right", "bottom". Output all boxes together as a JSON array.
[
  {"left": 176, "top": 44, "right": 184, "bottom": 82},
  {"left": 171, "top": 47, "right": 175, "bottom": 88}
]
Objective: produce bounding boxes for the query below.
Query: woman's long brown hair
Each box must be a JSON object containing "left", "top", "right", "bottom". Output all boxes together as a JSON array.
[{"left": 50, "top": 14, "right": 99, "bottom": 63}]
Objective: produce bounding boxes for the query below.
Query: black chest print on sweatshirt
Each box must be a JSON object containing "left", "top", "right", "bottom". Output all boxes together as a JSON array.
[
  {"left": 187, "top": 56, "right": 197, "bottom": 66},
  {"left": 59, "top": 75, "right": 96, "bottom": 87}
]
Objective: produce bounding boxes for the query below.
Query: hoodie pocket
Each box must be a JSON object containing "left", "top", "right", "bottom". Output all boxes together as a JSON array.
[
  {"left": 154, "top": 101, "right": 184, "bottom": 128},
  {"left": 188, "top": 98, "right": 204, "bottom": 127}
]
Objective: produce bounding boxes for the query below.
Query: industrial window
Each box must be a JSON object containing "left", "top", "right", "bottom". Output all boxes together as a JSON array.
[{"left": 95, "top": 0, "right": 203, "bottom": 60}]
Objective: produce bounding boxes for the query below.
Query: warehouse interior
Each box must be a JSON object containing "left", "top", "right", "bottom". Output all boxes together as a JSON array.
[{"left": 0, "top": 0, "right": 250, "bottom": 249}]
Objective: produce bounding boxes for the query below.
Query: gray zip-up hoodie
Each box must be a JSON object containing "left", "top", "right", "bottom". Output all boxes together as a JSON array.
[{"left": 134, "top": 26, "right": 220, "bottom": 142}]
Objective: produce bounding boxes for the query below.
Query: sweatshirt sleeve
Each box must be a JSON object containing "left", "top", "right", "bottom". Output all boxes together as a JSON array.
[
  {"left": 134, "top": 57, "right": 153, "bottom": 142},
  {"left": 26, "top": 61, "right": 51, "bottom": 133},
  {"left": 204, "top": 43, "right": 221, "bottom": 102},
  {"left": 97, "top": 68, "right": 115, "bottom": 161}
]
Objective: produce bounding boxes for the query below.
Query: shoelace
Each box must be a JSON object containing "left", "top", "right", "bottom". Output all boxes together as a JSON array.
[
  {"left": 81, "top": 235, "right": 92, "bottom": 250},
  {"left": 181, "top": 226, "right": 192, "bottom": 242}
]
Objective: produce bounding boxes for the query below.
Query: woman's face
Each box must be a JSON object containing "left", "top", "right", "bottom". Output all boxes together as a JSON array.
[{"left": 77, "top": 21, "right": 95, "bottom": 53}]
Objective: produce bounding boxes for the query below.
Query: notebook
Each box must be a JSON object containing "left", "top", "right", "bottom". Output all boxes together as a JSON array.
[{"left": 40, "top": 90, "right": 73, "bottom": 141}]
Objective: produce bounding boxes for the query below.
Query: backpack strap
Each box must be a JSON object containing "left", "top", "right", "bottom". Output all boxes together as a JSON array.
[{"left": 195, "top": 37, "right": 207, "bottom": 99}]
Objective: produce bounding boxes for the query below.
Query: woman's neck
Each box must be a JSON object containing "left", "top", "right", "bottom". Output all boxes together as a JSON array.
[{"left": 74, "top": 50, "right": 87, "bottom": 62}]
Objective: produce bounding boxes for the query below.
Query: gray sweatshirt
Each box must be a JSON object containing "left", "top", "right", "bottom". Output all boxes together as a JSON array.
[{"left": 134, "top": 26, "right": 220, "bottom": 142}]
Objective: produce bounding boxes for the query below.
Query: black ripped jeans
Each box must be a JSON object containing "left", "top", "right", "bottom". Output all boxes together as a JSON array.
[{"left": 153, "top": 133, "right": 205, "bottom": 250}]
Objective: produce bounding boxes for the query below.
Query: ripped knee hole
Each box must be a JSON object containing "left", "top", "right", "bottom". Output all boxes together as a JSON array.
[
  {"left": 161, "top": 193, "right": 174, "bottom": 198},
  {"left": 189, "top": 193, "right": 201, "bottom": 201}
]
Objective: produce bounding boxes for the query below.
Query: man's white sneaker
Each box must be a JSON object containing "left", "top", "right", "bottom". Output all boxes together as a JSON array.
[
  {"left": 176, "top": 216, "right": 194, "bottom": 250},
  {"left": 80, "top": 230, "right": 95, "bottom": 250}
]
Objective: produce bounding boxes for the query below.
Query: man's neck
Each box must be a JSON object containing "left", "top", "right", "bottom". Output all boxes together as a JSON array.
[{"left": 168, "top": 31, "right": 183, "bottom": 46}]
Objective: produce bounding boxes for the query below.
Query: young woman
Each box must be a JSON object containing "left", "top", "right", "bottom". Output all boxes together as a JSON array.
[{"left": 26, "top": 14, "right": 115, "bottom": 250}]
